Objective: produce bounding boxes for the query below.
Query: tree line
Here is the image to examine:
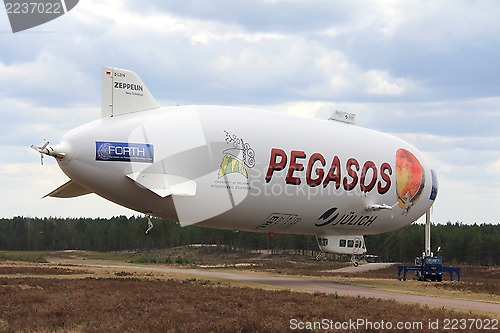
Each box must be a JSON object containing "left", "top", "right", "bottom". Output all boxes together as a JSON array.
[{"left": 0, "top": 216, "right": 498, "bottom": 266}]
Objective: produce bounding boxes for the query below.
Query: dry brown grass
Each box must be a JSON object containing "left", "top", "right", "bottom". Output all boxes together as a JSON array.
[
  {"left": 0, "top": 275, "right": 495, "bottom": 333},
  {"left": 332, "top": 264, "right": 500, "bottom": 295},
  {"left": 325, "top": 263, "right": 496, "bottom": 280},
  {"left": 0, "top": 266, "right": 83, "bottom": 276},
  {"left": 1, "top": 254, "right": 498, "bottom": 332},
  {"left": 41, "top": 248, "right": 500, "bottom": 296},
  {"left": 189, "top": 251, "right": 500, "bottom": 296}
]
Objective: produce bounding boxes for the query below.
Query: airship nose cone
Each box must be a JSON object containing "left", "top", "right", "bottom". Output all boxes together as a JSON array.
[
  {"left": 430, "top": 169, "right": 438, "bottom": 202},
  {"left": 52, "top": 141, "right": 72, "bottom": 167}
]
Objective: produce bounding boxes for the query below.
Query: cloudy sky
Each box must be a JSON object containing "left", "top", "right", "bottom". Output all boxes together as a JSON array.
[{"left": 0, "top": 0, "right": 499, "bottom": 224}]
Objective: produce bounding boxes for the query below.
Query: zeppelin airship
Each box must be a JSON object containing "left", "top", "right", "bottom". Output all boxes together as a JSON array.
[{"left": 33, "top": 66, "right": 438, "bottom": 265}]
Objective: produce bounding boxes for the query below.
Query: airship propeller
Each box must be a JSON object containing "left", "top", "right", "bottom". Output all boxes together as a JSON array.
[
  {"left": 31, "top": 140, "right": 50, "bottom": 165},
  {"left": 30, "top": 140, "right": 67, "bottom": 165}
]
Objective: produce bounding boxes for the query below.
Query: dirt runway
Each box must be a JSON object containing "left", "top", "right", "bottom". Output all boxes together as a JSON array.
[{"left": 55, "top": 259, "right": 500, "bottom": 315}]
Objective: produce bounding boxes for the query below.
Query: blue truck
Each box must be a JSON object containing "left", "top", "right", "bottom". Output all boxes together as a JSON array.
[{"left": 398, "top": 255, "right": 460, "bottom": 282}]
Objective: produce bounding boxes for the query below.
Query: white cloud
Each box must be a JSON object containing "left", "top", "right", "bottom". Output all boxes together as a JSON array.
[
  {"left": 0, "top": 98, "right": 98, "bottom": 146},
  {"left": 0, "top": 52, "right": 95, "bottom": 105},
  {"left": 0, "top": 0, "right": 499, "bottom": 225},
  {"left": 364, "top": 70, "right": 411, "bottom": 96},
  {"left": 431, "top": 178, "right": 500, "bottom": 224},
  {"left": 487, "top": 159, "right": 500, "bottom": 175},
  {"left": 0, "top": 159, "right": 136, "bottom": 218}
]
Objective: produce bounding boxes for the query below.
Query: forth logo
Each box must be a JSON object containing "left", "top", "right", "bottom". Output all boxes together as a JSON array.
[{"left": 4, "top": 0, "right": 79, "bottom": 33}]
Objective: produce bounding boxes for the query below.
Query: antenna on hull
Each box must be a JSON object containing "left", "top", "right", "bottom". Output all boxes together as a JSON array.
[{"left": 328, "top": 110, "right": 356, "bottom": 125}]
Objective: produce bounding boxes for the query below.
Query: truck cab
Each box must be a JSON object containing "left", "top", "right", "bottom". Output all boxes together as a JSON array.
[{"left": 415, "top": 255, "right": 443, "bottom": 282}]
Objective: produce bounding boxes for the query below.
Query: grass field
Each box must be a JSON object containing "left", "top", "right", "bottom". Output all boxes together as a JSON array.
[
  {"left": 0, "top": 267, "right": 496, "bottom": 333},
  {"left": 0, "top": 249, "right": 498, "bottom": 332},
  {"left": 112, "top": 246, "right": 499, "bottom": 296}
]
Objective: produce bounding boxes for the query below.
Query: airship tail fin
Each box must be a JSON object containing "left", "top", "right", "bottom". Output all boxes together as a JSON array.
[
  {"left": 43, "top": 180, "right": 93, "bottom": 198},
  {"left": 101, "top": 66, "right": 160, "bottom": 117}
]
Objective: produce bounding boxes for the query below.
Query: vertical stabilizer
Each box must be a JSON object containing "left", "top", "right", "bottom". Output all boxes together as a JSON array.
[{"left": 102, "top": 66, "right": 160, "bottom": 117}]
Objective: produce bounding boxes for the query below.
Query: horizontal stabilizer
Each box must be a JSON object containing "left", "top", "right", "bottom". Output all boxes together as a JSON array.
[
  {"left": 44, "top": 180, "right": 92, "bottom": 198},
  {"left": 127, "top": 172, "right": 197, "bottom": 197}
]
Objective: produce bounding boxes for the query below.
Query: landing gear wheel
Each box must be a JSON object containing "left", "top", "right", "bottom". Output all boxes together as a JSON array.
[{"left": 351, "top": 255, "right": 361, "bottom": 267}]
